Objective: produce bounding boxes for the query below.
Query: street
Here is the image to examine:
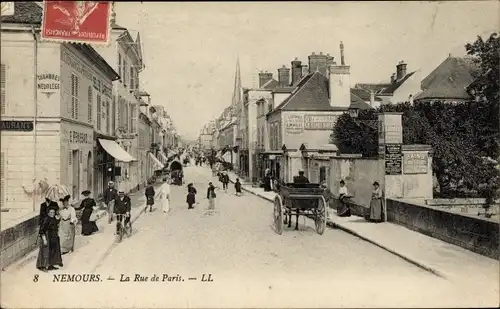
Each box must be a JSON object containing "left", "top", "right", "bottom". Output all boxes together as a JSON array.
[{"left": 2, "top": 165, "right": 495, "bottom": 308}]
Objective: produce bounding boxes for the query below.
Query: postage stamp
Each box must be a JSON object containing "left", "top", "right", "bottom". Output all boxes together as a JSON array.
[{"left": 40, "top": 1, "right": 112, "bottom": 45}]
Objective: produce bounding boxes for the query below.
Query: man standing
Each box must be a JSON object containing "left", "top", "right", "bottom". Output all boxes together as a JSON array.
[
  {"left": 104, "top": 181, "right": 118, "bottom": 224},
  {"left": 145, "top": 181, "right": 156, "bottom": 212}
]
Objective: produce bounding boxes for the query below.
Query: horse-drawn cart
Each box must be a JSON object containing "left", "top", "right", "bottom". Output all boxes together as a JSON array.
[{"left": 273, "top": 183, "right": 327, "bottom": 235}]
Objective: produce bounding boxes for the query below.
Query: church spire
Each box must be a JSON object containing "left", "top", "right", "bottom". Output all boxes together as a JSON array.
[{"left": 231, "top": 56, "right": 242, "bottom": 118}]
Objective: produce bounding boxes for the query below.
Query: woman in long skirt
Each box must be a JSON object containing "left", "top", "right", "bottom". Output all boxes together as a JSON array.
[
  {"left": 160, "top": 178, "right": 171, "bottom": 213},
  {"left": 368, "top": 181, "right": 383, "bottom": 222},
  {"left": 36, "top": 208, "right": 63, "bottom": 271},
  {"left": 186, "top": 183, "right": 197, "bottom": 209},
  {"left": 58, "top": 195, "right": 78, "bottom": 254},
  {"left": 79, "top": 190, "right": 99, "bottom": 236}
]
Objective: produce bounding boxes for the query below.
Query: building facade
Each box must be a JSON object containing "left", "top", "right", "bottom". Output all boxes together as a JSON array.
[{"left": 1, "top": 10, "right": 119, "bottom": 210}]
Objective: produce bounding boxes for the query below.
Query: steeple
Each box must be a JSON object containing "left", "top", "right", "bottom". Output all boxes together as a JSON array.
[
  {"left": 230, "top": 56, "right": 242, "bottom": 118},
  {"left": 340, "top": 41, "right": 345, "bottom": 65}
]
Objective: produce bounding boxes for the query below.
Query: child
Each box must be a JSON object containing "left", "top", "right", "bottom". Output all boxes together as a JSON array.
[
  {"left": 222, "top": 173, "right": 229, "bottom": 192},
  {"left": 235, "top": 178, "right": 242, "bottom": 196},
  {"left": 186, "top": 183, "right": 197, "bottom": 209}
]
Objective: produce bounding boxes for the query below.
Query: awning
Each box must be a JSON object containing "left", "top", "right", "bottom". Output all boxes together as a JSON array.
[
  {"left": 149, "top": 152, "right": 164, "bottom": 170},
  {"left": 222, "top": 151, "right": 232, "bottom": 162},
  {"left": 159, "top": 152, "right": 168, "bottom": 163},
  {"left": 98, "top": 139, "right": 136, "bottom": 162}
]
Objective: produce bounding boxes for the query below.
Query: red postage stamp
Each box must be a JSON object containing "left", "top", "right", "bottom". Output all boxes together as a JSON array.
[{"left": 41, "top": 1, "right": 112, "bottom": 45}]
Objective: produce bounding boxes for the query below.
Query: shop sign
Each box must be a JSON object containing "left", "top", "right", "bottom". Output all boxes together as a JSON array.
[
  {"left": 284, "top": 114, "right": 304, "bottom": 134},
  {"left": 385, "top": 144, "right": 402, "bottom": 175},
  {"left": 69, "top": 130, "right": 92, "bottom": 144},
  {"left": 37, "top": 74, "right": 60, "bottom": 98},
  {"left": 403, "top": 152, "right": 428, "bottom": 174},
  {"left": 304, "top": 114, "right": 337, "bottom": 130},
  {"left": 0, "top": 120, "right": 34, "bottom": 131}
]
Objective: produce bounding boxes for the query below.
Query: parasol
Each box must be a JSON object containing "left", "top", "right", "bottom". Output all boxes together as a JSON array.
[{"left": 44, "top": 184, "right": 71, "bottom": 201}]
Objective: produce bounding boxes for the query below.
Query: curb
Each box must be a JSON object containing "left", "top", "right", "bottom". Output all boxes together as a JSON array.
[{"left": 223, "top": 172, "right": 447, "bottom": 279}]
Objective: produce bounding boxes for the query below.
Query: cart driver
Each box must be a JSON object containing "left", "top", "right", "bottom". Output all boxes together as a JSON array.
[{"left": 293, "top": 171, "right": 310, "bottom": 184}]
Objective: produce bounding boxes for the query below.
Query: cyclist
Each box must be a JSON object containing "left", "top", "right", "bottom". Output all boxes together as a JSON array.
[{"left": 114, "top": 190, "right": 132, "bottom": 235}]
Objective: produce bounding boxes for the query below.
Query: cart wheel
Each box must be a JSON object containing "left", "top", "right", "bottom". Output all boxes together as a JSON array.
[
  {"left": 315, "top": 196, "right": 327, "bottom": 235},
  {"left": 274, "top": 196, "right": 283, "bottom": 235}
]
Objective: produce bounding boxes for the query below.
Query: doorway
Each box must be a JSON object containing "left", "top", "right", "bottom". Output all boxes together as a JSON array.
[
  {"left": 72, "top": 150, "right": 80, "bottom": 198},
  {"left": 87, "top": 151, "right": 92, "bottom": 192}
]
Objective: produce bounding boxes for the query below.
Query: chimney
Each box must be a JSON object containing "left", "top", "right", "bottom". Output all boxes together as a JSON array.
[
  {"left": 326, "top": 53, "right": 334, "bottom": 66},
  {"left": 390, "top": 73, "right": 396, "bottom": 83},
  {"left": 258, "top": 71, "right": 273, "bottom": 88},
  {"left": 291, "top": 58, "right": 302, "bottom": 85},
  {"left": 308, "top": 52, "right": 328, "bottom": 76},
  {"left": 340, "top": 41, "right": 345, "bottom": 65},
  {"left": 277, "top": 65, "right": 290, "bottom": 87},
  {"left": 370, "top": 90, "right": 375, "bottom": 107},
  {"left": 328, "top": 43, "right": 351, "bottom": 109},
  {"left": 301, "top": 65, "right": 309, "bottom": 77},
  {"left": 396, "top": 61, "right": 407, "bottom": 80}
]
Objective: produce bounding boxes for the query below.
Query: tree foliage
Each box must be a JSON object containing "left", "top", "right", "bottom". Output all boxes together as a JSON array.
[{"left": 332, "top": 33, "right": 499, "bottom": 198}]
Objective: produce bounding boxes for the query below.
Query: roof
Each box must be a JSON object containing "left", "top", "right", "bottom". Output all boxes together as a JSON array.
[
  {"left": 111, "top": 22, "right": 127, "bottom": 30},
  {"left": 268, "top": 72, "right": 347, "bottom": 115},
  {"left": 261, "top": 79, "right": 279, "bottom": 90},
  {"left": 1, "top": 2, "right": 42, "bottom": 24},
  {"left": 350, "top": 93, "right": 374, "bottom": 110},
  {"left": 415, "top": 56, "right": 479, "bottom": 101},
  {"left": 70, "top": 44, "right": 120, "bottom": 81},
  {"left": 355, "top": 71, "right": 416, "bottom": 96},
  {"left": 273, "top": 87, "right": 295, "bottom": 94},
  {"left": 350, "top": 88, "right": 382, "bottom": 101}
]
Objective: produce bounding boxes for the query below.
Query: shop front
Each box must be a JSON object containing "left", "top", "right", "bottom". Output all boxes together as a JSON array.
[
  {"left": 61, "top": 122, "right": 94, "bottom": 199},
  {"left": 259, "top": 151, "right": 283, "bottom": 180},
  {"left": 238, "top": 149, "right": 249, "bottom": 178},
  {"left": 299, "top": 143, "right": 339, "bottom": 184},
  {"left": 94, "top": 134, "right": 136, "bottom": 198}
]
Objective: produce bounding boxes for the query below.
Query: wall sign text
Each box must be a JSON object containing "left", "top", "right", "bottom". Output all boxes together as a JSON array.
[
  {"left": 304, "top": 114, "right": 337, "bottom": 130},
  {"left": 0, "top": 121, "right": 34, "bottom": 131},
  {"left": 403, "top": 152, "right": 428, "bottom": 174}
]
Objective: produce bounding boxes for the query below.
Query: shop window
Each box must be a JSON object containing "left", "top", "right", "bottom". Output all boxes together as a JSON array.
[
  {"left": 87, "top": 86, "right": 93, "bottom": 122},
  {"left": 71, "top": 73, "right": 79, "bottom": 120},
  {"left": 1, "top": 63, "right": 6, "bottom": 115}
]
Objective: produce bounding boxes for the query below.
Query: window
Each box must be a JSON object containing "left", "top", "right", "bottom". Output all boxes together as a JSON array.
[
  {"left": 118, "top": 53, "right": 122, "bottom": 81},
  {"left": 128, "top": 102, "right": 133, "bottom": 132},
  {"left": 71, "top": 74, "right": 79, "bottom": 119},
  {"left": 0, "top": 151, "right": 5, "bottom": 209},
  {"left": 112, "top": 96, "right": 116, "bottom": 134},
  {"left": 106, "top": 100, "right": 110, "bottom": 133},
  {"left": 319, "top": 166, "right": 327, "bottom": 183},
  {"left": 87, "top": 86, "right": 92, "bottom": 122},
  {"left": 124, "top": 102, "right": 129, "bottom": 131},
  {"left": 1, "top": 63, "right": 6, "bottom": 115},
  {"left": 96, "top": 94, "right": 102, "bottom": 131},
  {"left": 123, "top": 60, "right": 128, "bottom": 88},
  {"left": 130, "top": 67, "right": 135, "bottom": 90},
  {"left": 131, "top": 103, "right": 138, "bottom": 133},
  {"left": 117, "top": 96, "right": 122, "bottom": 129}
]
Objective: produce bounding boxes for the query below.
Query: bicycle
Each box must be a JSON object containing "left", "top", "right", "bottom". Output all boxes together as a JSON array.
[{"left": 115, "top": 213, "right": 132, "bottom": 243}]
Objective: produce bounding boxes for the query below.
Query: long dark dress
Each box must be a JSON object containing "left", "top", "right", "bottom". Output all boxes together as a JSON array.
[
  {"left": 79, "top": 198, "right": 99, "bottom": 236},
  {"left": 36, "top": 216, "right": 63, "bottom": 270},
  {"left": 186, "top": 187, "right": 197, "bottom": 206},
  {"left": 39, "top": 201, "right": 59, "bottom": 227}
]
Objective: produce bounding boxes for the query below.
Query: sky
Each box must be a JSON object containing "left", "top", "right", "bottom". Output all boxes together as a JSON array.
[{"left": 114, "top": 1, "right": 499, "bottom": 141}]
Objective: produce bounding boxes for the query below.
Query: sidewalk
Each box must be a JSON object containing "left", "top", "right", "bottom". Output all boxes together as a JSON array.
[
  {"left": 3, "top": 183, "right": 162, "bottom": 275},
  {"left": 210, "top": 168, "right": 499, "bottom": 286}
]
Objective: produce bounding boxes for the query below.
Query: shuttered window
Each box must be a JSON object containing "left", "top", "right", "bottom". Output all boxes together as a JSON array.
[
  {"left": 112, "top": 96, "right": 116, "bottom": 134},
  {"left": 131, "top": 103, "right": 138, "bottom": 133},
  {"left": 125, "top": 102, "right": 129, "bottom": 132},
  {"left": 0, "top": 152, "right": 5, "bottom": 209},
  {"left": 123, "top": 60, "right": 128, "bottom": 88},
  {"left": 87, "top": 86, "right": 92, "bottom": 122},
  {"left": 0, "top": 63, "right": 6, "bottom": 115},
  {"left": 130, "top": 67, "right": 135, "bottom": 90},
  {"left": 71, "top": 74, "right": 79, "bottom": 119},
  {"left": 106, "top": 100, "right": 110, "bottom": 134},
  {"left": 118, "top": 53, "right": 122, "bottom": 81},
  {"left": 96, "top": 94, "right": 101, "bottom": 131}
]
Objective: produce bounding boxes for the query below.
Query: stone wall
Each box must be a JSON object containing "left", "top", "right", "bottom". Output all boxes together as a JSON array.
[
  {"left": 386, "top": 198, "right": 499, "bottom": 259},
  {"left": 0, "top": 214, "right": 39, "bottom": 270}
]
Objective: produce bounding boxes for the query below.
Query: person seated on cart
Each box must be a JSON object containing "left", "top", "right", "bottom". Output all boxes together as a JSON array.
[{"left": 293, "top": 171, "right": 310, "bottom": 184}]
